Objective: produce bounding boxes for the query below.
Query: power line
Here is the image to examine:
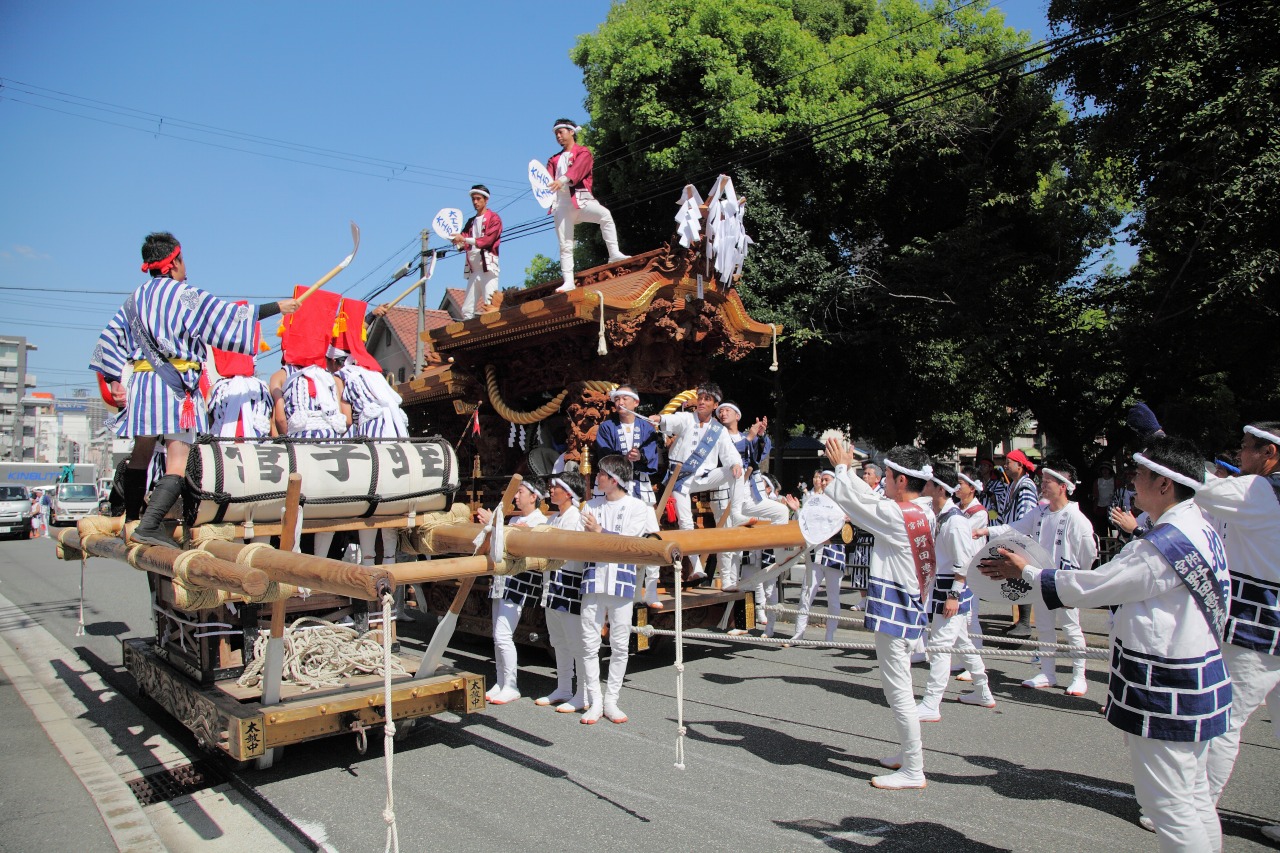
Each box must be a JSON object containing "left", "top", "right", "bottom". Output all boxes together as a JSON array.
[{"left": 0, "top": 77, "right": 528, "bottom": 192}]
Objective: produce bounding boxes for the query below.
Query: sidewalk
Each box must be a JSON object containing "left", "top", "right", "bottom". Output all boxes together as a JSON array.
[{"left": 0, "top": 594, "right": 311, "bottom": 853}]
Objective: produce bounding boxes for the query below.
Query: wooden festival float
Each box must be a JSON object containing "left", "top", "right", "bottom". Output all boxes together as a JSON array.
[
  {"left": 54, "top": 439, "right": 690, "bottom": 766},
  {"left": 396, "top": 178, "right": 811, "bottom": 647}
]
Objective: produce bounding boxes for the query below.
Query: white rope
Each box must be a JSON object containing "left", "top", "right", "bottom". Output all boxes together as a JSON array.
[
  {"left": 762, "top": 604, "right": 1110, "bottom": 653},
  {"left": 674, "top": 563, "right": 686, "bottom": 770},
  {"left": 381, "top": 591, "right": 400, "bottom": 853},
  {"left": 596, "top": 290, "right": 607, "bottom": 355},
  {"left": 75, "top": 549, "right": 87, "bottom": 637},
  {"left": 236, "top": 616, "right": 409, "bottom": 691},
  {"left": 632, "top": 625, "right": 1109, "bottom": 659}
]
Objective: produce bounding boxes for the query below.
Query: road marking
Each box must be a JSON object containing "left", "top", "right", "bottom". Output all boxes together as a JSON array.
[{"left": 0, "top": 593, "right": 167, "bottom": 853}]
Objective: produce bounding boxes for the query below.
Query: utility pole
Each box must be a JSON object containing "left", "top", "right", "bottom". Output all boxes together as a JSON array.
[{"left": 415, "top": 229, "right": 429, "bottom": 374}]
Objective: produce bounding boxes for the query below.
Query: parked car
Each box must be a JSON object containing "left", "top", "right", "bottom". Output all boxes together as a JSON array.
[
  {"left": 0, "top": 485, "right": 33, "bottom": 539},
  {"left": 51, "top": 482, "right": 100, "bottom": 526}
]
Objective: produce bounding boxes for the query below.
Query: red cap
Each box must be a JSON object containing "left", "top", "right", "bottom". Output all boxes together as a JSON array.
[
  {"left": 1006, "top": 449, "right": 1037, "bottom": 473},
  {"left": 281, "top": 286, "right": 340, "bottom": 368},
  {"left": 331, "top": 297, "right": 381, "bottom": 372}
]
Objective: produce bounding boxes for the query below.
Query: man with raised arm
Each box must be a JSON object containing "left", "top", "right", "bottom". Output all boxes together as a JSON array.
[
  {"left": 822, "top": 438, "right": 936, "bottom": 790},
  {"left": 90, "top": 232, "right": 298, "bottom": 547}
]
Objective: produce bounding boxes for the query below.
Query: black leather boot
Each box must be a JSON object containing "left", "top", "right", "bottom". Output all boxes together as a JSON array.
[
  {"left": 131, "top": 474, "right": 183, "bottom": 548},
  {"left": 1007, "top": 605, "right": 1033, "bottom": 638},
  {"left": 122, "top": 467, "right": 146, "bottom": 522}
]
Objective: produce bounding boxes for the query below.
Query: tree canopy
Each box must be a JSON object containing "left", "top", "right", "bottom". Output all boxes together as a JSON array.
[
  {"left": 570, "top": 0, "right": 1276, "bottom": 462},
  {"left": 572, "top": 0, "right": 1124, "bottom": 456}
]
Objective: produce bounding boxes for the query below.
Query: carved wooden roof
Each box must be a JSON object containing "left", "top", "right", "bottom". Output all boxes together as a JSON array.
[{"left": 400, "top": 238, "right": 779, "bottom": 408}]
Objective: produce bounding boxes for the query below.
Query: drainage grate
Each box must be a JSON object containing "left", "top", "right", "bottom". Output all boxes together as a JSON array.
[{"left": 126, "top": 760, "right": 226, "bottom": 806}]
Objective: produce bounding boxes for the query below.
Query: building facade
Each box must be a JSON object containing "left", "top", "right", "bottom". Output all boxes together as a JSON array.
[{"left": 0, "top": 336, "right": 38, "bottom": 461}]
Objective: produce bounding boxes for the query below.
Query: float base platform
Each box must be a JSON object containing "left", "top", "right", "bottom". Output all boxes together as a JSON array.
[{"left": 123, "top": 637, "right": 485, "bottom": 764}]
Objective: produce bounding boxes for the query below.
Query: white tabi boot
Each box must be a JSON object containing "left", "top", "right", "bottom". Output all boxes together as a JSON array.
[{"left": 1065, "top": 661, "right": 1088, "bottom": 697}]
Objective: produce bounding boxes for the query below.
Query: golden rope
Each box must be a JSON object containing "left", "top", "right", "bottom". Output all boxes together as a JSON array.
[
  {"left": 660, "top": 389, "right": 697, "bottom": 414},
  {"left": 484, "top": 364, "right": 569, "bottom": 424}
]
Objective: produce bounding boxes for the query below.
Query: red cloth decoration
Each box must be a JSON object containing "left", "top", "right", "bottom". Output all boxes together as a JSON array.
[
  {"left": 141, "top": 244, "right": 181, "bottom": 276},
  {"left": 97, "top": 373, "right": 118, "bottom": 409},
  {"left": 281, "top": 286, "right": 340, "bottom": 368},
  {"left": 212, "top": 302, "right": 260, "bottom": 378},
  {"left": 1006, "top": 449, "right": 1037, "bottom": 474},
  {"left": 331, "top": 297, "right": 381, "bottom": 372}
]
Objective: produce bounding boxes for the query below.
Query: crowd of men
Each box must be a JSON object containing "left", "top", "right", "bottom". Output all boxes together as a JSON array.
[{"left": 85, "top": 115, "right": 1275, "bottom": 853}]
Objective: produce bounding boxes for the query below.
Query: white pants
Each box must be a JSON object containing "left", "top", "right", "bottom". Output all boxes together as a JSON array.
[
  {"left": 554, "top": 196, "right": 621, "bottom": 278},
  {"left": 794, "top": 562, "right": 842, "bottom": 641},
  {"left": 461, "top": 266, "right": 499, "bottom": 319},
  {"left": 876, "top": 632, "right": 923, "bottom": 776},
  {"left": 1206, "top": 644, "right": 1280, "bottom": 801},
  {"left": 1128, "top": 735, "right": 1221, "bottom": 853},
  {"left": 1033, "top": 600, "right": 1087, "bottom": 680},
  {"left": 968, "top": 603, "right": 984, "bottom": 648},
  {"left": 922, "top": 610, "right": 988, "bottom": 706},
  {"left": 311, "top": 531, "right": 334, "bottom": 560},
  {"left": 544, "top": 607, "right": 583, "bottom": 698},
  {"left": 580, "top": 593, "right": 632, "bottom": 707},
  {"left": 492, "top": 598, "right": 522, "bottom": 692},
  {"left": 673, "top": 466, "right": 737, "bottom": 576},
  {"left": 738, "top": 488, "right": 790, "bottom": 610}
]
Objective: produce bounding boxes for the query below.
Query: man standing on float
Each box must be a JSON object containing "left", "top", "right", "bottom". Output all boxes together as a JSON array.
[
  {"left": 90, "top": 232, "right": 298, "bottom": 547},
  {"left": 547, "top": 118, "right": 628, "bottom": 293}
]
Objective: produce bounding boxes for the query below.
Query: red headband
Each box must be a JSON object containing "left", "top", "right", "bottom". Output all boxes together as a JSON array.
[{"left": 141, "top": 244, "right": 182, "bottom": 275}]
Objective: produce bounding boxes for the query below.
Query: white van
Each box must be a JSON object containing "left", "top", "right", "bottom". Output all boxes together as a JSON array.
[
  {"left": 52, "top": 482, "right": 100, "bottom": 525},
  {"left": 0, "top": 485, "right": 33, "bottom": 539}
]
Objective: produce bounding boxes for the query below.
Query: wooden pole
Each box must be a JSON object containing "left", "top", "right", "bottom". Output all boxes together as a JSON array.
[
  {"left": 655, "top": 521, "right": 805, "bottom": 554},
  {"left": 59, "top": 529, "right": 269, "bottom": 596},
  {"left": 407, "top": 521, "right": 679, "bottom": 566},
  {"left": 197, "top": 537, "right": 393, "bottom": 601},
  {"left": 653, "top": 461, "right": 682, "bottom": 525},
  {"left": 296, "top": 222, "right": 360, "bottom": 302},
  {"left": 258, "top": 473, "right": 302, "bottom": 769}
]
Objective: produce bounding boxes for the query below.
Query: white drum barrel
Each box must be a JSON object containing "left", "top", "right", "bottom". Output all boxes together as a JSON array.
[{"left": 186, "top": 437, "right": 459, "bottom": 525}]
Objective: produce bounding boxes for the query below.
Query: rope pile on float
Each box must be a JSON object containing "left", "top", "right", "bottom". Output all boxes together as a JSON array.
[{"left": 237, "top": 615, "right": 410, "bottom": 691}]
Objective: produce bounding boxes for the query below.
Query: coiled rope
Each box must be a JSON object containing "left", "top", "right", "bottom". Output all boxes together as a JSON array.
[{"left": 237, "top": 616, "right": 410, "bottom": 691}]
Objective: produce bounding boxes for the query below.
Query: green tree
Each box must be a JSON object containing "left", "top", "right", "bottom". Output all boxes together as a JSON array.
[
  {"left": 1046, "top": 0, "right": 1280, "bottom": 450},
  {"left": 573, "top": 0, "right": 1125, "bottom": 458},
  {"left": 523, "top": 253, "right": 562, "bottom": 288}
]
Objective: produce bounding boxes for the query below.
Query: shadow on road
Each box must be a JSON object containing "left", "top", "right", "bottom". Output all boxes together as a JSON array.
[{"left": 778, "top": 814, "right": 1012, "bottom": 852}]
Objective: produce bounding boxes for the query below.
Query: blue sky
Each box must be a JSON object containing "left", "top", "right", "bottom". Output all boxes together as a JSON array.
[{"left": 0, "top": 1, "right": 1052, "bottom": 400}]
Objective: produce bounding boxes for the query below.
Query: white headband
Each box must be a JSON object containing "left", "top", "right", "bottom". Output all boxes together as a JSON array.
[
  {"left": 957, "top": 472, "right": 984, "bottom": 493},
  {"left": 885, "top": 459, "right": 933, "bottom": 481},
  {"left": 599, "top": 467, "right": 632, "bottom": 493},
  {"left": 609, "top": 388, "right": 639, "bottom": 402},
  {"left": 821, "top": 469, "right": 836, "bottom": 479},
  {"left": 521, "top": 481, "right": 547, "bottom": 500},
  {"left": 1040, "top": 467, "right": 1076, "bottom": 494},
  {"left": 930, "top": 476, "right": 958, "bottom": 495},
  {"left": 549, "top": 477, "right": 580, "bottom": 502},
  {"left": 1132, "top": 452, "right": 1203, "bottom": 491},
  {"left": 326, "top": 345, "right": 348, "bottom": 360},
  {"left": 1244, "top": 424, "right": 1280, "bottom": 446},
  {"left": 553, "top": 122, "right": 579, "bottom": 133},
  {"left": 470, "top": 188, "right": 490, "bottom": 199},
  {"left": 718, "top": 403, "right": 742, "bottom": 418}
]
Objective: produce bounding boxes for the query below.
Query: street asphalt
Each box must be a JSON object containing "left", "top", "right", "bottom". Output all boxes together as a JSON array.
[{"left": 0, "top": 533, "right": 1275, "bottom": 852}]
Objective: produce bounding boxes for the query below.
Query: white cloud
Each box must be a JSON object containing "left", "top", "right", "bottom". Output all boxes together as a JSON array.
[{"left": 11, "top": 245, "right": 51, "bottom": 261}]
